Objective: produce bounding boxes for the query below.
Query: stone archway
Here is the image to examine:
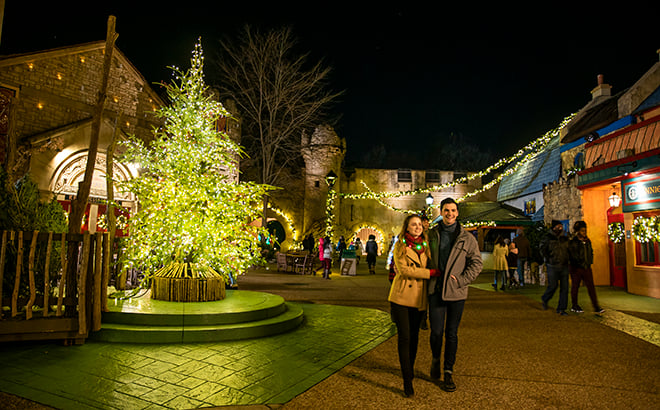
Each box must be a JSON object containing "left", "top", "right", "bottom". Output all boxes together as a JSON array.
[{"left": 50, "top": 150, "right": 137, "bottom": 233}]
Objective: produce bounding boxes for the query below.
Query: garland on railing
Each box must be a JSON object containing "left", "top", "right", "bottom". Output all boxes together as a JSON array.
[{"left": 607, "top": 222, "right": 625, "bottom": 243}]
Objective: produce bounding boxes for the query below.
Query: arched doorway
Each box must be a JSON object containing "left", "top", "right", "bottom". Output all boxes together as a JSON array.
[
  {"left": 353, "top": 225, "right": 385, "bottom": 255},
  {"left": 267, "top": 220, "right": 286, "bottom": 251},
  {"left": 50, "top": 150, "right": 137, "bottom": 235}
]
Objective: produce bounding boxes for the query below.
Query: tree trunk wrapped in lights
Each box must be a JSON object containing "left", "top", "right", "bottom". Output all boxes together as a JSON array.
[{"left": 119, "top": 40, "right": 271, "bottom": 302}]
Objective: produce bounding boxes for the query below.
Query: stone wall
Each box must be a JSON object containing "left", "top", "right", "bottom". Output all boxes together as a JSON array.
[
  {"left": 542, "top": 176, "right": 583, "bottom": 227},
  {"left": 0, "top": 43, "right": 163, "bottom": 151}
]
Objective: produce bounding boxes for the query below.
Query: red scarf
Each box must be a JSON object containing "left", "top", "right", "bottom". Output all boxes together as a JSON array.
[{"left": 403, "top": 232, "right": 427, "bottom": 255}]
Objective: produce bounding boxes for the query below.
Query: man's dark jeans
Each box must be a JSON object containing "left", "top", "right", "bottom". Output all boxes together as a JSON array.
[
  {"left": 542, "top": 264, "right": 569, "bottom": 312},
  {"left": 428, "top": 293, "right": 465, "bottom": 372}
]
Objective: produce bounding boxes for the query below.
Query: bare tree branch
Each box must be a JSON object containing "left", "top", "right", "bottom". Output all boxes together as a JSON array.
[{"left": 213, "top": 25, "right": 343, "bottom": 188}]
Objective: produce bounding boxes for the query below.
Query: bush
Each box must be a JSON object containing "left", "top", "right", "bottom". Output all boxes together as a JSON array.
[{"left": 0, "top": 170, "right": 67, "bottom": 299}]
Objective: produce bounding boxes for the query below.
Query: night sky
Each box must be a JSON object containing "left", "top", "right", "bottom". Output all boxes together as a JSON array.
[{"left": 2, "top": 3, "right": 658, "bottom": 166}]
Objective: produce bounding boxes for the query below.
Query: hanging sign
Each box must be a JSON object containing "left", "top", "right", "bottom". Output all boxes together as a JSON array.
[{"left": 622, "top": 172, "right": 660, "bottom": 212}]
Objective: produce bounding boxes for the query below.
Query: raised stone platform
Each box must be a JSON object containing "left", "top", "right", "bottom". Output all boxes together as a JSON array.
[{"left": 91, "top": 289, "right": 304, "bottom": 343}]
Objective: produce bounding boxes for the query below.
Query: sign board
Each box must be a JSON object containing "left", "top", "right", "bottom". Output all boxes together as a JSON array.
[{"left": 622, "top": 172, "right": 660, "bottom": 212}]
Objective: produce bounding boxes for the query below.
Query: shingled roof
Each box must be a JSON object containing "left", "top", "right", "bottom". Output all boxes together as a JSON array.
[{"left": 496, "top": 135, "right": 561, "bottom": 202}]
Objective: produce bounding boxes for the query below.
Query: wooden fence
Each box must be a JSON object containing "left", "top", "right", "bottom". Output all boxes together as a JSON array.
[{"left": 0, "top": 231, "right": 111, "bottom": 344}]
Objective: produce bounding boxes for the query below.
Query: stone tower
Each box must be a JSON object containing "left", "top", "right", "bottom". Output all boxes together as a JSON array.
[{"left": 301, "top": 124, "right": 346, "bottom": 238}]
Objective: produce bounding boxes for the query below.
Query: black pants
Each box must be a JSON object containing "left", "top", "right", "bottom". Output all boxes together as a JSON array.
[
  {"left": 428, "top": 294, "right": 465, "bottom": 373},
  {"left": 390, "top": 302, "right": 423, "bottom": 382}
]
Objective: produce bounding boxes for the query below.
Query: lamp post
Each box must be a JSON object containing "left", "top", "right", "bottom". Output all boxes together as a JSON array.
[
  {"left": 425, "top": 193, "right": 434, "bottom": 217},
  {"left": 325, "top": 171, "right": 338, "bottom": 238}
]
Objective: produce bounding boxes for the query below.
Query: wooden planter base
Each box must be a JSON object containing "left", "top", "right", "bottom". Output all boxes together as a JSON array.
[{"left": 151, "top": 277, "right": 225, "bottom": 302}]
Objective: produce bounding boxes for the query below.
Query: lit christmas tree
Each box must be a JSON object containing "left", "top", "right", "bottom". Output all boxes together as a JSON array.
[{"left": 119, "top": 40, "right": 270, "bottom": 301}]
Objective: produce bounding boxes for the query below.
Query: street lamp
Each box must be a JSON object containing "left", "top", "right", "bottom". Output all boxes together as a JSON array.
[
  {"left": 425, "top": 193, "right": 434, "bottom": 207},
  {"left": 608, "top": 192, "right": 621, "bottom": 208},
  {"left": 325, "top": 170, "right": 337, "bottom": 187}
]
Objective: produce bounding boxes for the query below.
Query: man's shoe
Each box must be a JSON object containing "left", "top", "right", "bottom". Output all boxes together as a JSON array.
[
  {"left": 420, "top": 319, "right": 428, "bottom": 330},
  {"left": 443, "top": 372, "right": 456, "bottom": 392},
  {"left": 558, "top": 310, "right": 568, "bottom": 316},
  {"left": 595, "top": 307, "right": 605, "bottom": 314},
  {"left": 430, "top": 358, "right": 441, "bottom": 379},
  {"left": 571, "top": 305, "right": 584, "bottom": 313},
  {"left": 542, "top": 301, "right": 548, "bottom": 310},
  {"left": 491, "top": 284, "right": 497, "bottom": 291}
]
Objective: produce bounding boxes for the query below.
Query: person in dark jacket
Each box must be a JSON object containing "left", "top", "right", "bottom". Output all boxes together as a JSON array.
[
  {"left": 365, "top": 235, "right": 379, "bottom": 274},
  {"left": 568, "top": 221, "right": 604, "bottom": 314},
  {"left": 540, "top": 220, "right": 570, "bottom": 315},
  {"left": 426, "top": 198, "right": 482, "bottom": 392},
  {"left": 513, "top": 228, "right": 531, "bottom": 286}
]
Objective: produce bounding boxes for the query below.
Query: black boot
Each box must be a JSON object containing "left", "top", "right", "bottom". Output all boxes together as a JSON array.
[{"left": 443, "top": 372, "right": 456, "bottom": 392}]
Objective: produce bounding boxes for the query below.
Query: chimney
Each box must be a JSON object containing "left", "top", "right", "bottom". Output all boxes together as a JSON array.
[{"left": 591, "top": 74, "right": 612, "bottom": 100}]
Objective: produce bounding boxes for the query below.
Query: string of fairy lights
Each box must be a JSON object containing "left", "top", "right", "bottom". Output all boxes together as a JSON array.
[{"left": 319, "top": 113, "right": 576, "bottom": 234}]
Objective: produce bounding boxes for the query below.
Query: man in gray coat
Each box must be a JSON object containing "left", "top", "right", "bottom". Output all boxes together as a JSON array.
[{"left": 427, "top": 197, "right": 483, "bottom": 392}]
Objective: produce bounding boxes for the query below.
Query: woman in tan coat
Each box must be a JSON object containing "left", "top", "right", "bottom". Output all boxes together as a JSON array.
[
  {"left": 388, "top": 214, "right": 442, "bottom": 397},
  {"left": 492, "top": 236, "right": 509, "bottom": 291}
]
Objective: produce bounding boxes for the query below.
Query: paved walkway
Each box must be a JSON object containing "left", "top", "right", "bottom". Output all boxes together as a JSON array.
[{"left": 1, "top": 257, "right": 659, "bottom": 409}]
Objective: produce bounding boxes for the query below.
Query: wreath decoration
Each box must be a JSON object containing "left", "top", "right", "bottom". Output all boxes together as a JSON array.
[
  {"left": 631, "top": 216, "right": 659, "bottom": 243},
  {"left": 607, "top": 222, "right": 625, "bottom": 243}
]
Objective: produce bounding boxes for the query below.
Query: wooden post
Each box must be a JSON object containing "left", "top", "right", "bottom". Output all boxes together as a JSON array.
[
  {"left": 56, "top": 234, "right": 67, "bottom": 317},
  {"left": 0, "top": 230, "right": 7, "bottom": 319},
  {"left": 25, "top": 230, "right": 38, "bottom": 320},
  {"left": 102, "top": 232, "right": 110, "bottom": 312},
  {"left": 92, "top": 233, "right": 103, "bottom": 331},
  {"left": 11, "top": 231, "right": 23, "bottom": 317},
  {"left": 43, "top": 232, "right": 53, "bottom": 318},
  {"left": 78, "top": 233, "right": 91, "bottom": 335}
]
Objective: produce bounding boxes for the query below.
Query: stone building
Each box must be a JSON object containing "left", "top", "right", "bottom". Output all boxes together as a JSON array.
[{"left": 0, "top": 41, "right": 166, "bottom": 233}]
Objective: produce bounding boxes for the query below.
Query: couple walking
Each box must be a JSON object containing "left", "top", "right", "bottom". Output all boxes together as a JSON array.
[{"left": 388, "top": 198, "right": 483, "bottom": 397}]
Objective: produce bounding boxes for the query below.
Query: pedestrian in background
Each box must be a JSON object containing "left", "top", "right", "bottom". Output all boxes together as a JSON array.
[
  {"left": 427, "top": 197, "right": 483, "bottom": 392},
  {"left": 388, "top": 214, "right": 439, "bottom": 397},
  {"left": 366, "top": 234, "right": 378, "bottom": 274},
  {"left": 492, "top": 236, "right": 509, "bottom": 291},
  {"left": 513, "top": 228, "right": 531, "bottom": 286},
  {"left": 568, "top": 221, "right": 605, "bottom": 314},
  {"left": 354, "top": 237, "right": 363, "bottom": 265},
  {"left": 322, "top": 236, "right": 333, "bottom": 279},
  {"left": 540, "top": 220, "right": 570, "bottom": 315},
  {"left": 507, "top": 240, "right": 519, "bottom": 289},
  {"left": 336, "top": 236, "right": 347, "bottom": 267}
]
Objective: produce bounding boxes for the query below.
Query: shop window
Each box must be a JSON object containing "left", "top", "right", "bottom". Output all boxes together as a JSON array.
[
  {"left": 634, "top": 211, "right": 660, "bottom": 266},
  {"left": 524, "top": 199, "right": 536, "bottom": 216}
]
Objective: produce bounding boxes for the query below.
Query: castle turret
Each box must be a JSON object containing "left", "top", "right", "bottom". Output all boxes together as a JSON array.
[{"left": 301, "top": 125, "right": 346, "bottom": 237}]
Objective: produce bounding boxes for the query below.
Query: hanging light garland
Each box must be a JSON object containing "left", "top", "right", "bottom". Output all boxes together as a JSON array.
[
  {"left": 607, "top": 222, "right": 625, "bottom": 243},
  {"left": 340, "top": 113, "right": 576, "bottom": 206},
  {"left": 325, "top": 187, "right": 337, "bottom": 239}
]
